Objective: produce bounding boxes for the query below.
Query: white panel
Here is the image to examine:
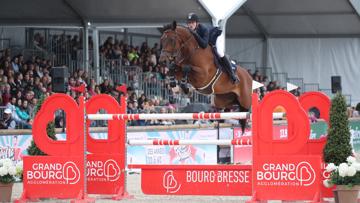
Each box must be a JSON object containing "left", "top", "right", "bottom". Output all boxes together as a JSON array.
[
  {"left": 258, "top": 15, "right": 360, "bottom": 34},
  {"left": 247, "top": 0, "right": 353, "bottom": 13},
  {"left": 268, "top": 38, "right": 360, "bottom": 105}
]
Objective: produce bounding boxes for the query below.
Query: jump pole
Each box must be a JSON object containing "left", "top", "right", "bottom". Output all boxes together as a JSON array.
[
  {"left": 87, "top": 112, "right": 284, "bottom": 121},
  {"left": 127, "top": 138, "right": 252, "bottom": 146}
]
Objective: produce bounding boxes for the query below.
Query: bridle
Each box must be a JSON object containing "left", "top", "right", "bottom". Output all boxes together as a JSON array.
[{"left": 160, "top": 27, "right": 199, "bottom": 68}]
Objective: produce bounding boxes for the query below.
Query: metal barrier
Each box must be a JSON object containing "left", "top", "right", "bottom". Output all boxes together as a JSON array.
[
  {"left": 0, "top": 38, "right": 11, "bottom": 50},
  {"left": 238, "top": 62, "right": 256, "bottom": 74},
  {"left": 22, "top": 49, "right": 49, "bottom": 61},
  {"left": 319, "top": 88, "right": 333, "bottom": 99},
  {"left": 191, "top": 91, "right": 211, "bottom": 104},
  {"left": 287, "top": 78, "right": 304, "bottom": 92},
  {"left": 304, "top": 83, "right": 319, "bottom": 92},
  {"left": 255, "top": 67, "right": 272, "bottom": 80},
  {"left": 272, "top": 72, "right": 288, "bottom": 88}
]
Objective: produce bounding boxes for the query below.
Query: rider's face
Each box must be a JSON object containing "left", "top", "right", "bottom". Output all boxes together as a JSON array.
[{"left": 187, "top": 21, "right": 197, "bottom": 31}]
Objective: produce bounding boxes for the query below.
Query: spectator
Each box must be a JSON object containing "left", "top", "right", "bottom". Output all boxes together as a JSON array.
[
  {"left": 309, "top": 111, "right": 317, "bottom": 123},
  {"left": 11, "top": 56, "right": 20, "bottom": 73},
  {"left": 137, "top": 94, "right": 147, "bottom": 109},
  {"left": 158, "top": 107, "right": 174, "bottom": 125},
  {"left": 99, "top": 79, "right": 112, "bottom": 94},
  {"left": 0, "top": 108, "right": 16, "bottom": 129},
  {"left": 1, "top": 84, "right": 11, "bottom": 105}
]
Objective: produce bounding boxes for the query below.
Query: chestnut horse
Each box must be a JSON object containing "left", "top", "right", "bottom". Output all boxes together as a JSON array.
[{"left": 159, "top": 22, "right": 252, "bottom": 129}]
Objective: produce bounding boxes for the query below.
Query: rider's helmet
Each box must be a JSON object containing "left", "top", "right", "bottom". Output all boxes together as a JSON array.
[{"left": 187, "top": 13, "right": 199, "bottom": 23}]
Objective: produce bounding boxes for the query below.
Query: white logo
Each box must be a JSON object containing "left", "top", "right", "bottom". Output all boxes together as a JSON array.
[
  {"left": 257, "top": 162, "right": 316, "bottom": 186},
  {"left": 163, "top": 170, "right": 181, "bottom": 193},
  {"left": 104, "top": 159, "right": 121, "bottom": 182},
  {"left": 27, "top": 161, "right": 81, "bottom": 185},
  {"left": 87, "top": 159, "right": 121, "bottom": 182},
  {"left": 296, "top": 162, "right": 315, "bottom": 186},
  {"left": 63, "top": 162, "right": 81, "bottom": 184}
]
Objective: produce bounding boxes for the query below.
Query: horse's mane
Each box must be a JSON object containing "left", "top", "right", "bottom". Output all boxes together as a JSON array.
[{"left": 162, "top": 21, "right": 189, "bottom": 34}]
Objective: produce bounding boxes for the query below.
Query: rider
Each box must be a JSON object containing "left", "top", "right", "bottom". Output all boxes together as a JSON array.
[{"left": 186, "top": 13, "right": 239, "bottom": 84}]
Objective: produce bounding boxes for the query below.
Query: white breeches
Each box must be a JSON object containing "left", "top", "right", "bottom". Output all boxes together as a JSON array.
[{"left": 215, "top": 34, "right": 225, "bottom": 57}]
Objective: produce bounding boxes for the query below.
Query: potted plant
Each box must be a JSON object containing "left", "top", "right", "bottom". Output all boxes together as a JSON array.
[
  {"left": 323, "top": 93, "right": 357, "bottom": 203},
  {"left": 0, "top": 159, "right": 23, "bottom": 202},
  {"left": 324, "top": 156, "right": 360, "bottom": 203}
]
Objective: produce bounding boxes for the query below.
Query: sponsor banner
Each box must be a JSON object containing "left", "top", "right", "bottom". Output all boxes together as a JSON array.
[
  {"left": 310, "top": 121, "right": 328, "bottom": 139},
  {"left": 138, "top": 165, "right": 252, "bottom": 195},
  {"left": 219, "top": 128, "right": 233, "bottom": 140},
  {"left": 253, "top": 156, "right": 321, "bottom": 200},
  {"left": 233, "top": 121, "right": 329, "bottom": 163},
  {"left": 350, "top": 120, "right": 360, "bottom": 153},
  {"left": 23, "top": 156, "right": 84, "bottom": 198},
  {"left": 87, "top": 154, "right": 124, "bottom": 194},
  {"left": 127, "top": 130, "right": 217, "bottom": 164},
  {"left": 0, "top": 135, "right": 32, "bottom": 162}
]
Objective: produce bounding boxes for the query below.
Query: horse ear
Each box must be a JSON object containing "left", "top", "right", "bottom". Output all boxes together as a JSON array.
[{"left": 172, "top": 21, "right": 177, "bottom": 30}]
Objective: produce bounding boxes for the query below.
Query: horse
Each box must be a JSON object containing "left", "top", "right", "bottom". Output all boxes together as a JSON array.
[{"left": 159, "top": 21, "right": 253, "bottom": 131}]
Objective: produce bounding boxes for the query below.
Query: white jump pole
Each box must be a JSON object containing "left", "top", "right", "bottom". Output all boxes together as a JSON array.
[
  {"left": 87, "top": 112, "right": 284, "bottom": 121},
  {"left": 127, "top": 138, "right": 252, "bottom": 146}
]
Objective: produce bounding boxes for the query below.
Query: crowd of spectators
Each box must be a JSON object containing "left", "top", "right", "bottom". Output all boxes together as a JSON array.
[{"left": 0, "top": 48, "right": 52, "bottom": 129}]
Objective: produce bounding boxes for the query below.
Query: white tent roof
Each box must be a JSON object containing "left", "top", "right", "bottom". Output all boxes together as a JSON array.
[{"left": 1, "top": 0, "right": 359, "bottom": 37}]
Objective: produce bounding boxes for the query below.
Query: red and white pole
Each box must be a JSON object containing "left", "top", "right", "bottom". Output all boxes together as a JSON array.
[
  {"left": 127, "top": 138, "right": 252, "bottom": 146},
  {"left": 87, "top": 112, "right": 284, "bottom": 121}
]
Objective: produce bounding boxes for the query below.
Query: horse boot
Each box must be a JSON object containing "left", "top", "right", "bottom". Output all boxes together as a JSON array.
[
  {"left": 221, "top": 56, "right": 239, "bottom": 84},
  {"left": 180, "top": 65, "right": 191, "bottom": 94},
  {"left": 169, "top": 76, "right": 177, "bottom": 88},
  {"left": 180, "top": 79, "right": 189, "bottom": 94},
  {"left": 168, "top": 62, "right": 177, "bottom": 87}
]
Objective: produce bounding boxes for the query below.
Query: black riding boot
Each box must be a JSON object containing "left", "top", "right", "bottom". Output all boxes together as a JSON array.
[{"left": 221, "top": 56, "right": 239, "bottom": 84}]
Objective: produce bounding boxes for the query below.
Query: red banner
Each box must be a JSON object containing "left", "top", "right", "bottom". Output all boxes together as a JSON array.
[
  {"left": 132, "top": 165, "right": 252, "bottom": 196},
  {"left": 253, "top": 156, "right": 321, "bottom": 200},
  {"left": 23, "top": 156, "right": 83, "bottom": 198},
  {"left": 87, "top": 154, "right": 124, "bottom": 194}
]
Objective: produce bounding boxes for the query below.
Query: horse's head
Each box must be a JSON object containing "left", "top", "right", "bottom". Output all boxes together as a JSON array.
[{"left": 159, "top": 21, "right": 193, "bottom": 68}]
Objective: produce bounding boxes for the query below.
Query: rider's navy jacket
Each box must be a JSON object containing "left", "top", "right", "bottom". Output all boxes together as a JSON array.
[{"left": 193, "top": 23, "right": 209, "bottom": 49}]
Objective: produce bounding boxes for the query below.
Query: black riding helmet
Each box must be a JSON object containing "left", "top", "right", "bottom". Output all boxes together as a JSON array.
[{"left": 187, "top": 13, "right": 199, "bottom": 23}]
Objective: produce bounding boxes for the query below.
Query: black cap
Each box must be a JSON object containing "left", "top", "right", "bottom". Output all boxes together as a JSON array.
[{"left": 187, "top": 13, "right": 199, "bottom": 23}]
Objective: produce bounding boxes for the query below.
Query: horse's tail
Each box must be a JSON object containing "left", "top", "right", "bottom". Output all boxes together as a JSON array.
[{"left": 238, "top": 105, "right": 249, "bottom": 134}]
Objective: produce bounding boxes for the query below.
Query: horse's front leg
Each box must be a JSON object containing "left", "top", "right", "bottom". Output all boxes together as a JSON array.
[
  {"left": 179, "top": 64, "right": 192, "bottom": 94},
  {"left": 168, "top": 62, "right": 178, "bottom": 88}
]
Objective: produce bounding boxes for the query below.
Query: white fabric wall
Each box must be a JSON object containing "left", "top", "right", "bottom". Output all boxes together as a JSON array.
[
  {"left": 268, "top": 38, "right": 360, "bottom": 105},
  {"left": 226, "top": 38, "right": 264, "bottom": 66},
  {"left": 226, "top": 37, "right": 360, "bottom": 105}
]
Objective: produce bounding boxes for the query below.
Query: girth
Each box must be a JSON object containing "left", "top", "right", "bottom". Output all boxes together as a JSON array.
[{"left": 195, "top": 69, "right": 222, "bottom": 95}]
